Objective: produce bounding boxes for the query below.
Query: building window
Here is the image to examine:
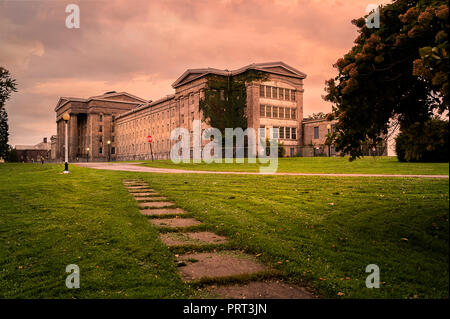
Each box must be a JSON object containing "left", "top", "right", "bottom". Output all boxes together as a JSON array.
[
  {"left": 279, "top": 127, "right": 285, "bottom": 139},
  {"left": 99, "top": 114, "right": 103, "bottom": 122},
  {"left": 291, "top": 90, "right": 296, "bottom": 101},
  {"left": 111, "top": 147, "right": 115, "bottom": 155},
  {"left": 278, "top": 88, "right": 284, "bottom": 100},
  {"left": 265, "top": 105, "right": 272, "bottom": 118},
  {"left": 260, "top": 85, "right": 265, "bottom": 98},
  {"left": 112, "top": 115, "right": 115, "bottom": 123},
  {"left": 291, "top": 109, "right": 296, "bottom": 119},
  {"left": 112, "top": 125, "right": 115, "bottom": 133},
  {"left": 99, "top": 147, "right": 103, "bottom": 154},
  {"left": 286, "top": 127, "right": 291, "bottom": 139},
  {"left": 272, "top": 127, "right": 279, "bottom": 139},
  {"left": 111, "top": 136, "right": 115, "bottom": 142},
  {"left": 99, "top": 125, "right": 102, "bottom": 132},
  {"left": 272, "top": 106, "right": 278, "bottom": 118},
  {"left": 260, "top": 104, "right": 265, "bottom": 117},
  {"left": 285, "top": 88, "right": 290, "bottom": 101},
  {"left": 191, "top": 111, "right": 194, "bottom": 122},
  {"left": 314, "top": 126, "right": 319, "bottom": 139},
  {"left": 272, "top": 87, "right": 278, "bottom": 99},
  {"left": 99, "top": 136, "right": 102, "bottom": 143},
  {"left": 181, "top": 114, "right": 185, "bottom": 124},
  {"left": 259, "top": 126, "right": 266, "bottom": 139},
  {"left": 279, "top": 107, "right": 285, "bottom": 119},
  {"left": 292, "top": 127, "right": 297, "bottom": 139},
  {"left": 266, "top": 86, "right": 272, "bottom": 99}
]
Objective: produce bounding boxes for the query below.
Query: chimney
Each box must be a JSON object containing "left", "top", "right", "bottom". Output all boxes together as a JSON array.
[{"left": 43, "top": 137, "right": 47, "bottom": 143}]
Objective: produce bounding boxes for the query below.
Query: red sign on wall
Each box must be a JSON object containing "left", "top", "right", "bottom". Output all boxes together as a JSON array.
[{"left": 147, "top": 135, "right": 153, "bottom": 143}]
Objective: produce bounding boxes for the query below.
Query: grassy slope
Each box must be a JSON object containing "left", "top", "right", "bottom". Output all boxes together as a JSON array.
[
  {"left": 1, "top": 163, "right": 448, "bottom": 298},
  {"left": 138, "top": 157, "right": 449, "bottom": 175},
  {"left": 0, "top": 164, "right": 190, "bottom": 298}
]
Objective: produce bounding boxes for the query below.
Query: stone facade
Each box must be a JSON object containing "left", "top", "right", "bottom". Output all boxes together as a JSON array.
[
  {"left": 115, "top": 62, "right": 306, "bottom": 160},
  {"left": 53, "top": 62, "right": 367, "bottom": 161},
  {"left": 54, "top": 91, "right": 147, "bottom": 162}
]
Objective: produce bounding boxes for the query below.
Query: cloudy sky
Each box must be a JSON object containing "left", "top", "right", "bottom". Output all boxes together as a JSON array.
[{"left": 1, "top": 0, "right": 389, "bottom": 146}]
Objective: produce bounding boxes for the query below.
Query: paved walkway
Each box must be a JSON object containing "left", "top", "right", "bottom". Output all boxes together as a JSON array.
[{"left": 75, "top": 162, "right": 449, "bottom": 178}]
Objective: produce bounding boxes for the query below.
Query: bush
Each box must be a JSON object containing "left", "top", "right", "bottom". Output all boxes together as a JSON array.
[
  {"left": 395, "top": 118, "right": 449, "bottom": 162},
  {"left": 6, "top": 147, "right": 18, "bottom": 162}
]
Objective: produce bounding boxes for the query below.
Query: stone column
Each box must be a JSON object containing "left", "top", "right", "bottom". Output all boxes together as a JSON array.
[
  {"left": 56, "top": 120, "right": 62, "bottom": 160},
  {"left": 69, "top": 114, "right": 78, "bottom": 161},
  {"left": 296, "top": 88, "right": 304, "bottom": 146}
]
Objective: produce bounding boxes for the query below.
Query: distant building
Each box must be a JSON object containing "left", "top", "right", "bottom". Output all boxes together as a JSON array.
[{"left": 15, "top": 138, "right": 51, "bottom": 162}]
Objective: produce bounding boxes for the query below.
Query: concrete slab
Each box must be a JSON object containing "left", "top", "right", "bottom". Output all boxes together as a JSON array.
[
  {"left": 126, "top": 186, "right": 152, "bottom": 189},
  {"left": 128, "top": 188, "right": 155, "bottom": 193},
  {"left": 159, "top": 231, "right": 227, "bottom": 246},
  {"left": 134, "top": 196, "right": 167, "bottom": 201},
  {"left": 176, "top": 251, "right": 268, "bottom": 281},
  {"left": 149, "top": 218, "right": 202, "bottom": 228},
  {"left": 132, "top": 192, "right": 160, "bottom": 197},
  {"left": 140, "top": 208, "right": 186, "bottom": 216},
  {"left": 204, "top": 280, "right": 314, "bottom": 299},
  {"left": 139, "top": 201, "right": 175, "bottom": 208}
]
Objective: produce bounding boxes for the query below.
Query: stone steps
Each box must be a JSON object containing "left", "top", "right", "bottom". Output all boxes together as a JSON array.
[{"left": 122, "top": 179, "right": 315, "bottom": 299}]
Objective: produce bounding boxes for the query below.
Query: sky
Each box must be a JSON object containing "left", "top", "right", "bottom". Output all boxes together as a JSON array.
[{"left": 1, "top": 0, "right": 390, "bottom": 146}]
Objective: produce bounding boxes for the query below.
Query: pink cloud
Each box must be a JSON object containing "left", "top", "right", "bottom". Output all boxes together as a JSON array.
[{"left": 0, "top": 0, "right": 390, "bottom": 145}]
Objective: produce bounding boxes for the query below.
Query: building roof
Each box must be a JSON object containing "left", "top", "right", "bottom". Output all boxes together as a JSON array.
[
  {"left": 15, "top": 141, "right": 51, "bottom": 151},
  {"left": 116, "top": 94, "right": 175, "bottom": 120},
  {"left": 172, "top": 61, "right": 307, "bottom": 88},
  {"left": 54, "top": 91, "right": 147, "bottom": 112}
]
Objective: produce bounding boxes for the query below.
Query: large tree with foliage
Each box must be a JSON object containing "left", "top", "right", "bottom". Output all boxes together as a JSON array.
[
  {"left": 199, "top": 70, "right": 268, "bottom": 134},
  {"left": 0, "top": 67, "right": 17, "bottom": 159},
  {"left": 324, "top": 0, "right": 449, "bottom": 160}
]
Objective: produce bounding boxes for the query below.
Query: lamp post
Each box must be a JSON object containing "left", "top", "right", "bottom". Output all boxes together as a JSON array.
[
  {"left": 86, "top": 147, "right": 90, "bottom": 162},
  {"left": 107, "top": 140, "right": 111, "bottom": 162},
  {"left": 62, "top": 112, "right": 70, "bottom": 173},
  {"left": 326, "top": 124, "right": 331, "bottom": 157}
]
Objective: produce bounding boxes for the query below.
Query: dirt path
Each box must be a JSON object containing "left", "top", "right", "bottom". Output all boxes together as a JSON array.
[{"left": 76, "top": 162, "right": 449, "bottom": 178}]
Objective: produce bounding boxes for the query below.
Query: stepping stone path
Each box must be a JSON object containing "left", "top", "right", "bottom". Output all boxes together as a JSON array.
[
  {"left": 122, "top": 179, "right": 315, "bottom": 299},
  {"left": 149, "top": 217, "right": 203, "bottom": 228}
]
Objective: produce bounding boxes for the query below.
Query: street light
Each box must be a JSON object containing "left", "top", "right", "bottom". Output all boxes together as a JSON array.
[
  {"left": 326, "top": 124, "right": 332, "bottom": 157},
  {"left": 86, "top": 147, "right": 90, "bottom": 162},
  {"left": 107, "top": 140, "right": 111, "bottom": 162},
  {"left": 62, "top": 112, "right": 70, "bottom": 173}
]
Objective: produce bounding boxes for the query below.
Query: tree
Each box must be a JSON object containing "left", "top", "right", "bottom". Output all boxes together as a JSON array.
[
  {"left": 324, "top": 0, "right": 449, "bottom": 160},
  {"left": 199, "top": 70, "right": 268, "bottom": 134},
  {"left": 6, "top": 146, "right": 18, "bottom": 162},
  {"left": 0, "top": 67, "right": 17, "bottom": 159},
  {"left": 0, "top": 108, "right": 9, "bottom": 159},
  {"left": 395, "top": 117, "right": 448, "bottom": 162}
]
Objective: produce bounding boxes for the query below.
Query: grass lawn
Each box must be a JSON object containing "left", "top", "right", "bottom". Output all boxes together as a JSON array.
[
  {"left": 0, "top": 163, "right": 448, "bottom": 298},
  {"left": 138, "top": 156, "right": 449, "bottom": 175}
]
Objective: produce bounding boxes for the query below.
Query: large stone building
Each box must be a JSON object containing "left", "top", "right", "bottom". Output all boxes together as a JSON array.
[
  {"left": 53, "top": 61, "right": 382, "bottom": 162},
  {"left": 54, "top": 91, "right": 147, "bottom": 161}
]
